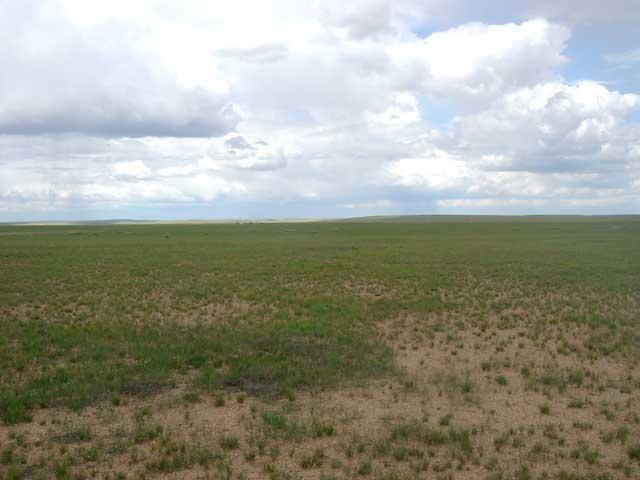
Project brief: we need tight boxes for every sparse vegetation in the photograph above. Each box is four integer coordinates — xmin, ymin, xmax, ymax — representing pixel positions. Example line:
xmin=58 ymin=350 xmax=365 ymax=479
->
xmin=1 ymin=218 xmax=639 ymax=478
xmin=300 ymin=448 xmax=324 ymax=469
xmin=219 ymin=434 xmax=240 ymax=450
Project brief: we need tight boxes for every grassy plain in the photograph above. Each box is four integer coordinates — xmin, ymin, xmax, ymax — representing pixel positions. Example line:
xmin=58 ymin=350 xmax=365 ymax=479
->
xmin=0 ymin=217 xmax=639 ymax=479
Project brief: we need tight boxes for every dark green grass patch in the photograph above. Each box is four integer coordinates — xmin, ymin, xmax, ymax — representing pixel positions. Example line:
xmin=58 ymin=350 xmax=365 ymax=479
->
xmin=0 ymin=315 xmax=390 ymax=424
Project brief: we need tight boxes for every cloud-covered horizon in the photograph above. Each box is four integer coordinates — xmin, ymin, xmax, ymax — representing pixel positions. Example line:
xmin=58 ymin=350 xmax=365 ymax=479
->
xmin=1 ymin=0 xmax=639 ymax=220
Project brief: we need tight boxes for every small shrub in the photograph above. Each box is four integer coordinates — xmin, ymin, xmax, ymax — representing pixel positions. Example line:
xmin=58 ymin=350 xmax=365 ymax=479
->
xmin=357 ymin=460 xmax=372 ymax=475
xmin=214 ymin=393 xmax=225 ymax=407
xmin=219 ymin=434 xmax=239 ymax=450
xmin=311 ymin=419 xmax=335 ymax=438
xmin=300 ymin=448 xmax=324 ymax=469
xmin=262 ymin=411 xmax=287 ymax=430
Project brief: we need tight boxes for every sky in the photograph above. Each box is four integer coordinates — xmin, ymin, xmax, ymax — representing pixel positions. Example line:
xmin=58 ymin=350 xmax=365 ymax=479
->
xmin=1 ymin=0 xmax=640 ymax=221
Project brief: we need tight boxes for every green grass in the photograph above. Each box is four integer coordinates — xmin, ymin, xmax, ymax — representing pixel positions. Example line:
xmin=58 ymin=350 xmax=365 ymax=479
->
xmin=1 ymin=219 xmax=639 ymax=424
xmin=0 ymin=316 xmax=389 ymax=423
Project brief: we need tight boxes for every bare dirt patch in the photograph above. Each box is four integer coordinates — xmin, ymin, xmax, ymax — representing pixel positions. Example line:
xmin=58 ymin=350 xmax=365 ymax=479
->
xmin=343 ymin=279 xmax=396 ymax=300
xmin=2 ymin=283 xmax=638 ymax=479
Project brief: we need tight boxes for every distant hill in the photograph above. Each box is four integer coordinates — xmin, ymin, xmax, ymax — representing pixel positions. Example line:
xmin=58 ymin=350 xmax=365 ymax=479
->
xmin=331 ymin=214 xmax=640 ymax=223
xmin=2 ymin=214 xmax=639 ymax=226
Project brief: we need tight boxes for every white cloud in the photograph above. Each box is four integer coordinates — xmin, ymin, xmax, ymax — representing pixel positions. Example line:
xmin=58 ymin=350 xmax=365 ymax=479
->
xmin=366 ymin=94 xmax=421 ymax=126
xmin=0 ymin=1 xmax=238 ymax=137
xmin=219 ymin=138 xmax=288 ymax=171
xmin=112 ymin=161 xmax=152 ymax=180
xmin=187 ymin=174 xmax=248 ymax=202
xmin=437 ymin=198 xmax=546 ymax=208
xmin=341 ymin=199 xmax=395 ymax=209
xmin=383 ymin=150 xmax=469 ymax=190
xmin=1 ymin=1 xmax=639 ymax=219
xmin=320 ymin=0 xmax=395 ymax=39
xmin=389 ymin=19 xmax=570 ymax=105
xmin=453 ymin=81 xmax=640 ymax=172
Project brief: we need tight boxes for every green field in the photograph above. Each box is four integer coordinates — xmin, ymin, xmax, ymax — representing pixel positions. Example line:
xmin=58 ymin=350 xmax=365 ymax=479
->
xmin=1 ymin=218 xmax=639 ymax=479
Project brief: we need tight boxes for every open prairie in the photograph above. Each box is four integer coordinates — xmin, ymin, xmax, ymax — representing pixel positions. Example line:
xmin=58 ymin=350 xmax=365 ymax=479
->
xmin=1 ymin=218 xmax=639 ymax=480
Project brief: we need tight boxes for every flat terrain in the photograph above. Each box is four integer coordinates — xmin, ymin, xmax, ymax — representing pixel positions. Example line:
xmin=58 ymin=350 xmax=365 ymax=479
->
xmin=0 ymin=218 xmax=639 ymax=480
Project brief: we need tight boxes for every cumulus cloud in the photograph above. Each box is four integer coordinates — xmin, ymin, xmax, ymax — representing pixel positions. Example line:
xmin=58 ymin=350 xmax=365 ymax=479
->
xmin=216 ymin=137 xmax=287 ymax=171
xmin=0 ymin=1 xmax=238 ymax=137
xmin=320 ymin=0 xmax=395 ymax=39
xmin=1 ymin=0 xmax=639 ymax=219
xmin=225 ymin=136 xmax=254 ymax=150
xmin=452 ymin=81 xmax=640 ymax=172
xmin=366 ymin=94 xmax=421 ymax=126
xmin=383 ymin=150 xmax=469 ymax=191
xmin=390 ymin=19 xmax=570 ymax=106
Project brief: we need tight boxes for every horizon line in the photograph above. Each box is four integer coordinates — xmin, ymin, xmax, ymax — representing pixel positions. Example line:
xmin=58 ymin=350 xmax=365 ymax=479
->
xmin=2 ymin=213 xmax=640 ymax=226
